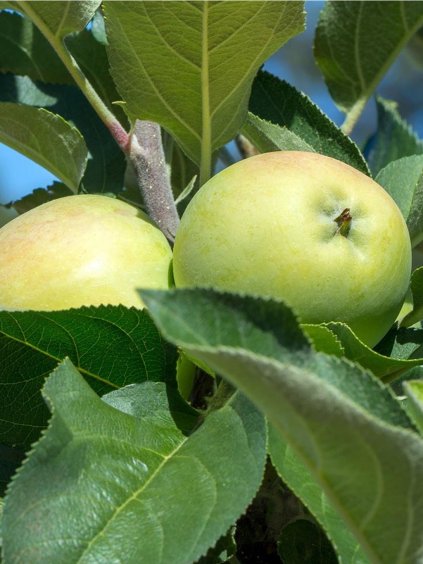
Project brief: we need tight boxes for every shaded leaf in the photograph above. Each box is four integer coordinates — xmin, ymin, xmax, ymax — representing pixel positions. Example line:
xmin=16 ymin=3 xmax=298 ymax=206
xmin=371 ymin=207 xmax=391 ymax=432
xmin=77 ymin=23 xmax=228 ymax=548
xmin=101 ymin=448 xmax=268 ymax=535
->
xmin=0 ymin=306 xmax=176 ymax=450
xmin=0 ymin=73 xmax=58 ymax=107
xmin=197 ymin=528 xmax=236 ymax=563
xmin=402 ymin=268 xmax=423 ymax=327
xmin=103 ymin=1 xmax=305 ymax=165
xmin=269 ymin=428 xmax=365 ymax=563
xmin=375 ymin=324 xmax=423 ymax=365
xmin=246 ymin=71 xmax=369 ymax=174
xmin=162 ymin=131 xmax=199 ymax=200
xmin=0 ymin=11 xmax=71 ymax=84
xmin=0 ymin=444 xmax=24 ymax=497
xmin=2 ymin=359 xmax=266 ymax=563
xmin=314 ymin=1 xmax=423 ymax=118
xmin=15 ymin=0 xmax=101 ymax=38
xmin=6 ymin=182 xmax=73 ymax=214
xmin=0 ymin=75 xmax=126 ymax=194
xmin=91 ymin=8 xmax=107 ymax=44
xmin=142 ymin=289 xmax=415 ymax=431
xmin=0 ymin=206 xmax=18 ymax=227
xmin=102 ymin=381 xmax=198 ymax=437
xmin=242 ymin=112 xmax=314 ymax=154
xmin=0 ymin=102 xmax=87 ymax=190
xmin=376 ymin=154 xmax=423 ymax=246
xmin=66 ymin=28 xmax=128 ymax=126
xmin=277 ymin=518 xmax=338 ymax=564
xmin=142 ymin=288 xmax=423 ymax=564
xmin=366 ymin=98 xmax=423 ymax=175
xmin=175 ymin=175 xmax=198 ymax=206
xmin=307 ymin=321 xmax=423 ymax=382
xmin=404 ymin=380 xmax=423 ymax=434
xmin=404 ymin=380 xmax=423 ymax=435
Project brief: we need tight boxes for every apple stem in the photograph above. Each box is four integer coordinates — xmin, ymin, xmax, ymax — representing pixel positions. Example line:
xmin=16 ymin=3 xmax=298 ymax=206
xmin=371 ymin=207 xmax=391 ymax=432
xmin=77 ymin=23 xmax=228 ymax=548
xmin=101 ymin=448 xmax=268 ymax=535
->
xmin=334 ymin=208 xmax=352 ymax=237
xmin=129 ymin=121 xmax=180 ymax=245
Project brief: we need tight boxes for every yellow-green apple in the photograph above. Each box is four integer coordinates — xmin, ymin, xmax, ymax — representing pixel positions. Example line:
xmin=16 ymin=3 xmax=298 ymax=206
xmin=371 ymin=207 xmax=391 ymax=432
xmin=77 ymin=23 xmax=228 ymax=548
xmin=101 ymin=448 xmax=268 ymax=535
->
xmin=0 ymin=194 xmax=172 ymax=311
xmin=173 ymin=151 xmax=412 ymax=347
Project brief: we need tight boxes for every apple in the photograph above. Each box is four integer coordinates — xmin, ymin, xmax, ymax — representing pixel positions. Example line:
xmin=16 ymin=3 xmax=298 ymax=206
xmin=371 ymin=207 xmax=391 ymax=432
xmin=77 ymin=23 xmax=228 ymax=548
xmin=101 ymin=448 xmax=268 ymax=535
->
xmin=0 ymin=194 xmax=172 ymax=311
xmin=173 ymin=151 xmax=412 ymax=347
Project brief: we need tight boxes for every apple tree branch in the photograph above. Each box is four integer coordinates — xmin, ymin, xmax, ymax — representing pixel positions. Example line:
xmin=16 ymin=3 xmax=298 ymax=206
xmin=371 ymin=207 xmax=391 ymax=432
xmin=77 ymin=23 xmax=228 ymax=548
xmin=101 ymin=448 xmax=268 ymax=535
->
xmin=129 ymin=120 xmax=180 ymax=245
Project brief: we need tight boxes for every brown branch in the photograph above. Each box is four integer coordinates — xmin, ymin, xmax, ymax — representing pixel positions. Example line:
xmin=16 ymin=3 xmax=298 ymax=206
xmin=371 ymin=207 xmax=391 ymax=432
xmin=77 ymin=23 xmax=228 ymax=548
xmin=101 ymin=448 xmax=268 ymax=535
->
xmin=129 ymin=120 xmax=180 ymax=245
xmin=235 ymin=134 xmax=260 ymax=159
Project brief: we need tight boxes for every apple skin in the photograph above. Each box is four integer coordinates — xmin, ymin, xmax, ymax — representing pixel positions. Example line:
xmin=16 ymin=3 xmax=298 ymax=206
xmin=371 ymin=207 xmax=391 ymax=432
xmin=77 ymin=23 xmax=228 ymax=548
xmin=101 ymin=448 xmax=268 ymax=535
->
xmin=173 ymin=151 xmax=412 ymax=347
xmin=0 ymin=195 xmax=172 ymax=311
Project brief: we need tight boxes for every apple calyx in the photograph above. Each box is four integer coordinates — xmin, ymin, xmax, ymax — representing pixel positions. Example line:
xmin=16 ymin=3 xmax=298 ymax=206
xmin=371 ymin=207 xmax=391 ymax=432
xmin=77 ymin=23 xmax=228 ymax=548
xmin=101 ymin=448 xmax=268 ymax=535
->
xmin=334 ymin=208 xmax=352 ymax=237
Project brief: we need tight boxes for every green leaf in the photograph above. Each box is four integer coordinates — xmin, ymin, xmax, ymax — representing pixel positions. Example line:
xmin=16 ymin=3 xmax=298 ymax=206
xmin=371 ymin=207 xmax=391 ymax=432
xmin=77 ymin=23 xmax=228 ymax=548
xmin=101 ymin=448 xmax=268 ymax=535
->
xmin=245 ymin=71 xmax=369 ymax=175
xmin=269 ymin=428 xmax=366 ymax=563
xmin=406 ymin=25 xmax=423 ymax=68
xmin=49 ymin=84 xmax=126 ymax=194
xmin=0 ymin=7 xmax=127 ymax=126
xmin=142 ymin=288 xmax=423 ymax=564
xmin=0 ymin=11 xmax=71 ymax=84
xmin=277 ymin=518 xmax=338 ymax=564
xmin=66 ymin=28 xmax=128 ymax=126
xmin=0 ymin=73 xmax=58 ymax=107
xmin=403 ymin=380 xmax=423 ymax=434
xmin=0 ymin=498 xmax=3 ymax=550
xmin=162 ymin=130 xmax=200 ymax=202
xmin=103 ymin=1 xmax=305 ymax=173
xmin=197 ymin=527 xmax=236 ymax=563
xmin=242 ymin=113 xmax=314 ymax=154
xmin=376 ymin=155 xmax=423 ymax=246
xmin=6 ymin=182 xmax=73 ymax=214
xmin=401 ymin=268 xmax=423 ymax=327
xmin=0 ymin=102 xmax=87 ymax=191
xmin=0 ymin=445 xmax=24 ymax=497
xmin=91 ymin=9 xmax=107 ymax=44
xmin=175 ymin=175 xmax=198 ymax=206
xmin=367 ymin=98 xmax=423 ymax=176
xmin=301 ymin=323 xmax=344 ymax=357
xmin=102 ymin=380 xmax=198 ymax=437
xmin=375 ymin=325 xmax=423 ymax=367
xmin=0 ymin=206 xmax=18 ymax=227
xmin=15 ymin=0 xmax=101 ymax=38
xmin=0 ymin=306 xmax=176 ymax=450
xmin=143 ymin=290 xmax=413 ymax=430
xmin=314 ymin=1 xmax=423 ymax=120
xmin=307 ymin=321 xmax=423 ymax=382
xmin=2 ymin=359 xmax=266 ymax=563
xmin=0 ymin=75 xmax=126 ymax=194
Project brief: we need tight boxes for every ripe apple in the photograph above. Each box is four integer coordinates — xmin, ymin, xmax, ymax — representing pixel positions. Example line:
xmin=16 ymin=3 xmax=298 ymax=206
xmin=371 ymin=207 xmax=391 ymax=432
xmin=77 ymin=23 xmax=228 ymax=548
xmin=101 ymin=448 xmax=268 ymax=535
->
xmin=0 ymin=194 xmax=172 ymax=311
xmin=173 ymin=151 xmax=412 ymax=347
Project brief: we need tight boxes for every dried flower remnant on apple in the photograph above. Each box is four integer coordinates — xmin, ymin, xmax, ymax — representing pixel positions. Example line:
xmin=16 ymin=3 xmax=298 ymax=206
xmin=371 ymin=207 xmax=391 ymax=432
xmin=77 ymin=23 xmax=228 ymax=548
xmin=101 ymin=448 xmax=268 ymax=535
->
xmin=334 ymin=208 xmax=352 ymax=237
xmin=173 ymin=151 xmax=412 ymax=347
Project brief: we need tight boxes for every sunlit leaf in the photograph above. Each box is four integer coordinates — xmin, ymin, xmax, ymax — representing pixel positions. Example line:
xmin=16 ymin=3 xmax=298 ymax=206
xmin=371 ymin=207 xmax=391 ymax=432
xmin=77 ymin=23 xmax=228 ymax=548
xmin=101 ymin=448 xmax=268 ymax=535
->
xmin=0 ymin=306 xmax=176 ymax=449
xmin=142 ymin=288 xmax=423 ymax=564
xmin=376 ymin=155 xmax=423 ymax=247
xmin=2 ymin=360 xmax=266 ymax=563
xmin=104 ymin=1 xmax=305 ymax=174
xmin=366 ymin=98 xmax=423 ymax=175
xmin=15 ymin=0 xmax=101 ymax=38
xmin=245 ymin=71 xmax=369 ymax=174
xmin=314 ymin=1 xmax=423 ymax=125
xmin=0 ymin=103 xmax=87 ymax=191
